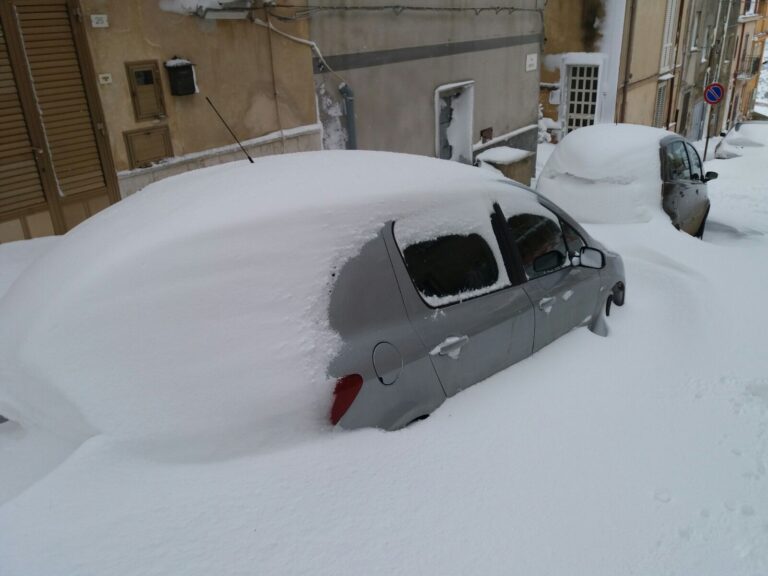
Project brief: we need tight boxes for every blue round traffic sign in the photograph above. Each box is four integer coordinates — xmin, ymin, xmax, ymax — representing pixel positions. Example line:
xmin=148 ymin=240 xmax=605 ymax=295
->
xmin=704 ymin=82 xmax=724 ymax=105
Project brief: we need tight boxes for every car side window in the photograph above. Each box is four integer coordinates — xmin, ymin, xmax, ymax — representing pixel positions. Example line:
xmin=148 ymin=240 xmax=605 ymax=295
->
xmin=684 ymin=142 xmax=703 ymax=180
xmin=507 ymin=211 xmax=569 ymax=280
xmin=561 ymin=219 xmax=586 ymax=256
xmin=393 ymin=199 xmax=510 ymax=307
xmin=401 ymin=234 xmax=499 ymax=302
xmin=666 ymin=141 xmax=692 ymax=181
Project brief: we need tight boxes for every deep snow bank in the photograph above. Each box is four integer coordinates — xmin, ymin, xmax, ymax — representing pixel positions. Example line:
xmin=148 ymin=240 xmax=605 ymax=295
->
xmin=0 ymin=152 xmax=509 ymax=456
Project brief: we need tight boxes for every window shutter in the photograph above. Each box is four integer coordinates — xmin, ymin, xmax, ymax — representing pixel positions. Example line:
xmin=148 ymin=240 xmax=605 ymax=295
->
xmin=660 ymin=0 xmax=678 ymax=72
xmin=0 ymin=19 xmax=47 ymax=217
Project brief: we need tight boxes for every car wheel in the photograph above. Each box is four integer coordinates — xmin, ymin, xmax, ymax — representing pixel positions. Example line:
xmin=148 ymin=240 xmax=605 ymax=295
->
xmin=612 ymin=282 xmax=626 ymax=307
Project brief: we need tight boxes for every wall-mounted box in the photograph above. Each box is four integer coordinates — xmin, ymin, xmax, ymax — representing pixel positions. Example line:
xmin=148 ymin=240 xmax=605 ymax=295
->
xmin=165 ymin=57 xmax=198 ymax=96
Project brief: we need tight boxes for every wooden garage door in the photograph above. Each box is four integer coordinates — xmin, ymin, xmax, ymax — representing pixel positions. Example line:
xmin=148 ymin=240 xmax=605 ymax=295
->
xmin=14 ymin=0 xmax=107 ymax=198
xmin=0 ymin=18 xmax=47 ymax=216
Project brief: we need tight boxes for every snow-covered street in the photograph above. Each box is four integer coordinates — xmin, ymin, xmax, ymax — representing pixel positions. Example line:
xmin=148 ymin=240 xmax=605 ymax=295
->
xmin=0 ymin=138 xmax=767 ymax=574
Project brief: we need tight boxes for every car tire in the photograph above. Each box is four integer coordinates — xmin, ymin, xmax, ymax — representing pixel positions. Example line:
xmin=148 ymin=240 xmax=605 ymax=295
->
xmin=612 ymin=282 xmax=626 ymax=307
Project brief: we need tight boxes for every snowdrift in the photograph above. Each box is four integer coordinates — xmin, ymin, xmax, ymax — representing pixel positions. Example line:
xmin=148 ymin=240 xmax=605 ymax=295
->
xmin=0 ymin=152 xmax=507 ymax=455
xmin=537 ymin=124 xmax=674 ymax=224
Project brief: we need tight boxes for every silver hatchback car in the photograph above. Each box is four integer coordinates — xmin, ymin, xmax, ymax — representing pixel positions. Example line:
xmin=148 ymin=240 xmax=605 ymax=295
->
xmin=330 ymin=171 xmax=625 ymax=430
xmin=0 ymin=152 xmax=624 ymax=440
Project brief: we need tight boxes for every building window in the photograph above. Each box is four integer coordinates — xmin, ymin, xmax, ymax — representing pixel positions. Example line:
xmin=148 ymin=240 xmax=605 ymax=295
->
xmin=690 ymin=11 xmax=701 ymax=51
xmin=565 ymin=65 xmax=599 ymax=133
xmin=653 ymin=81 xmax=669 ymax=128
xmin=660 ymin=0 xmax=679 ymax=72
xmin=434 ymin=81 xmax=475 ymax=164
xmin=701 ymin=24 xmax=713 ymax=63
xmin=126 ymin=61 xmax=167 ymax=121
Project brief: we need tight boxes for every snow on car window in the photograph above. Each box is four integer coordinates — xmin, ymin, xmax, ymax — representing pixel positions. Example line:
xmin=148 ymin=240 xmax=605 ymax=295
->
xmin=393 ymin=198 xmax=510 ymax=307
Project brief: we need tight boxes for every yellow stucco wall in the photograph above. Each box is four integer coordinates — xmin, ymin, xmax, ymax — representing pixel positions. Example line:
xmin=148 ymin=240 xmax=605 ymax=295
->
xmin=541 ymin=1 xmax=587 ymax=119
xmin=80 ymin=1 xmax=317 ymax=172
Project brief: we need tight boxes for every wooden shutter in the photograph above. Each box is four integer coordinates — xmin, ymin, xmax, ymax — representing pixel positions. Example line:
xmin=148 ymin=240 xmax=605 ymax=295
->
xmin=0 ymin=19 xmax=47 ymax=217
xmin=14 ymin=0 xmax=107 ymax=198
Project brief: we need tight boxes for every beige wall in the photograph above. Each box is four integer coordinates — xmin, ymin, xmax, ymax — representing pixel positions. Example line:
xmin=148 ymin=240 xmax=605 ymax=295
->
xmin=540 ymin=0 xmax=593 ymax=120
xmin=310 ymin=0 xmax=542 ymax=160
xmin=80 ymin=1 xmax=318 ymax=173
xmin=617 ymin=0 xmax=670 ymax=124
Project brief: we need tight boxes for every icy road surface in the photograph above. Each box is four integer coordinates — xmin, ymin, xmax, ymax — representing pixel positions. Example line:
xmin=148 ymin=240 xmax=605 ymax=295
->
xmin=1 ymin=149 xmax=768 ymax=575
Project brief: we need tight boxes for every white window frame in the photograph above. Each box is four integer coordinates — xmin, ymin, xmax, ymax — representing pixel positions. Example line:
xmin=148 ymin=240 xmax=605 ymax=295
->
xmin=434 ymin=81 xmax=475 ymax=164
xmin=690 ymin=10 xmax=701 ymax=51
xmin=660 ymin=0 xmax=679 ymax=73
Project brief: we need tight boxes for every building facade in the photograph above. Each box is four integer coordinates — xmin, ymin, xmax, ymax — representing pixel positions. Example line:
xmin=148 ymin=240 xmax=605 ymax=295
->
xmin=540 ymin=0 xmax=625 ymax=140
xmin=309 ymin=1 xmax=544 ymax=183
xmin=0 ymin=0 xmax=319 ymax=243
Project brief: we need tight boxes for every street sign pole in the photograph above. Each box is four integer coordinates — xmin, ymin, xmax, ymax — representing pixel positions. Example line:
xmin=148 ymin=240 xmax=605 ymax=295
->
xmin=702 ymin=82 xmax=725 ymax=162
xmin=703 ymin=111 xmax=712 ymax=163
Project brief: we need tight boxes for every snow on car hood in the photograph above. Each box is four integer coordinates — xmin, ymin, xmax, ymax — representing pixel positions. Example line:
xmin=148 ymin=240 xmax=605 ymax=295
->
xmin=537 ymin=124 xmax=674 ymax=225
xmin=0 ymin=151 xmax=511 ymax=457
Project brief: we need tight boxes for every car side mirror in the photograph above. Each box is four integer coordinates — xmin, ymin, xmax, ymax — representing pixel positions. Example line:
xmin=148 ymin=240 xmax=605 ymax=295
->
xmin=533 ymin=250 xmax=566 ymax=273
xmin=579 ymin=247 xmax=605 ymax=269
xmin=704 ymin=171 xmax=718 ymax=182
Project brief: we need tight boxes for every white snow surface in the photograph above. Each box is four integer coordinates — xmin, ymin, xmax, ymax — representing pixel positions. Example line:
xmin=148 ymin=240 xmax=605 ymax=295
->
xmin=537 ymin=123 xmax=675 ymax=224
xmin=0 ymin=236 xmax=58 ymax=299
xmin=475 ymin=146 xmax=532 ymax=165
xmin=0 ymin=151 xmax=510 ymax=455
xmin=3 ymin=145 xmax=768 ymax=574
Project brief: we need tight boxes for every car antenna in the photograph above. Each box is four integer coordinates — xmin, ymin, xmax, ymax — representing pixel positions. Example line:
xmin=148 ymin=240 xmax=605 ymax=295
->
xmin=205 ymin=96 xmax=254 ymax=164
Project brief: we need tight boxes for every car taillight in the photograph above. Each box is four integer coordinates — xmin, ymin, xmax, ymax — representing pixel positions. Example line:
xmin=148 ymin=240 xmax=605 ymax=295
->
xmin=330 ymin=374 xmax=363 ymax=425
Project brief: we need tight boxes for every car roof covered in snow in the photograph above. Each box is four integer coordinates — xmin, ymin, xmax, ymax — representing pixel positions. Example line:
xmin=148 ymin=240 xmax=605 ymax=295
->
xmin=0 ymin=151 xmax=529 ymax=453
xmin=537 ymin=123 xmax=676 ymax=225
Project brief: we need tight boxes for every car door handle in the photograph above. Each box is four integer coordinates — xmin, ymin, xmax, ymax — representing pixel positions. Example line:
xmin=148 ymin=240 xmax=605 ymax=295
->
xmin=538 ymin=297 xmax=555 ymax=310
xmin=430 ymin=335 xmax=469 ymax=360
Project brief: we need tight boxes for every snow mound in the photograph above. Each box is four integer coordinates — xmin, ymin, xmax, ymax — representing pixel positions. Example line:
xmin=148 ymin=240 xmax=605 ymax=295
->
xmin=0 ymin=236 xmax=58 ymax=300
xmin=537 ymin=124 xmax=674 ymax=224
xmin=0 ymin=152 xmax=507 ymax=457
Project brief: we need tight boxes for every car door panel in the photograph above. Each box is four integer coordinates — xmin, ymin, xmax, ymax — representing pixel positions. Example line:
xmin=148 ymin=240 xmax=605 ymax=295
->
xmin=384 ymin=214 xmax=534 ymax=399
xmin=522 ymin=266 xmax=601 ymax=351
xmin=496 ymin=198 xmax=602 ymax=352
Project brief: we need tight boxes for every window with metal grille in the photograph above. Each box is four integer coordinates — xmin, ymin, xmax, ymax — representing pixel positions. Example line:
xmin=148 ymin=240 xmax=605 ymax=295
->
xmin=653 ymin=82 xmax=669 ymax=128
xmin=565 ymin=65 xmax=599 ymax=133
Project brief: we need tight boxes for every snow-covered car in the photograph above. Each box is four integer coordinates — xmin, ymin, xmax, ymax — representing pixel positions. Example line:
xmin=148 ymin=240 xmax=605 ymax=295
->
xmin=0 ymin=152 xmax=624 ymax=441
xmin=537 ymin=124 xmax=716 ymax=237
xmin=715 ymin=121 xmax=768 ymax=159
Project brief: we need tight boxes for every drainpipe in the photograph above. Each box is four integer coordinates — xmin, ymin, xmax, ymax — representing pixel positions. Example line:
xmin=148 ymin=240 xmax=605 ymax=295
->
xmin=338 ymin=83 xmax=357 ymax=150
xmin=620 ymin=0 xmax=638 ymax=122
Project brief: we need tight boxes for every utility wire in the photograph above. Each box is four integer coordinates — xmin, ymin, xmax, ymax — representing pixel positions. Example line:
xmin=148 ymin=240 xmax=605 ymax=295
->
xmin=270 ymin=3 xmax=543 ymax=20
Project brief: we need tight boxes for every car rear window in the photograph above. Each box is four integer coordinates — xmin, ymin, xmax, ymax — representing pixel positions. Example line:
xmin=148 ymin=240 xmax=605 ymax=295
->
xmin=401 ymin=233 xmax=499 ymax=301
